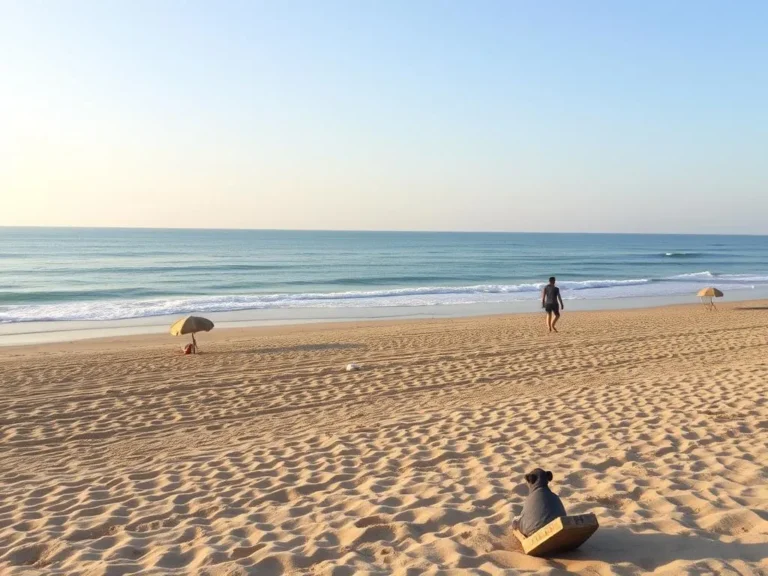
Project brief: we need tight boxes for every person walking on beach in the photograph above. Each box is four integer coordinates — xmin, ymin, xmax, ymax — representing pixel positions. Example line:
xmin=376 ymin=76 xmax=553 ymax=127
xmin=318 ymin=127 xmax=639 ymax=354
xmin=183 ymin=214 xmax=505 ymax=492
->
xmin=542 ymin=277 xmax=564 ymax=333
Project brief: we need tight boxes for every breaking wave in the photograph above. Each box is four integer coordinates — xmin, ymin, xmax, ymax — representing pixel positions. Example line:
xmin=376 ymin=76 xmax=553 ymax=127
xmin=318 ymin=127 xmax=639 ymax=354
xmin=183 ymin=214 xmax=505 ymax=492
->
xmin=2 ymin=273 xmax=766 ymax=323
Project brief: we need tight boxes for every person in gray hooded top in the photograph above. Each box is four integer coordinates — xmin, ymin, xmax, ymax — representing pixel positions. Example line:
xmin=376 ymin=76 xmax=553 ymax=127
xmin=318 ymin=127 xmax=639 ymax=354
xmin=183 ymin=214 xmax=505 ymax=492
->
xmin=514 ymin=468 xmax=567 ymax=537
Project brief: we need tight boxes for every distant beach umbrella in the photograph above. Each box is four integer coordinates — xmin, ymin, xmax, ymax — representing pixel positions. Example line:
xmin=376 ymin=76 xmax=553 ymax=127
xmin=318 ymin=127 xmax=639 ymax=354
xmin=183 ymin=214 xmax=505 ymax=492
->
xmin=170 ymin=315 xmax=214 ymax=335
xmin=697 ymin=287 xmax=723 ymax=311
xmin=170 ymin=316 xmax=214 ymax=352
xmin=697 ymin=287 xmax=723 ymax=298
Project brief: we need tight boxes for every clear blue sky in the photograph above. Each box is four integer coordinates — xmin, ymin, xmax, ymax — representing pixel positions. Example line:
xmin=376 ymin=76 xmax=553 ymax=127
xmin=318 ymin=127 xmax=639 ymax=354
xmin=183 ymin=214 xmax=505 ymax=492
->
xmin=1 ymin=1 xmax=766 ymax=233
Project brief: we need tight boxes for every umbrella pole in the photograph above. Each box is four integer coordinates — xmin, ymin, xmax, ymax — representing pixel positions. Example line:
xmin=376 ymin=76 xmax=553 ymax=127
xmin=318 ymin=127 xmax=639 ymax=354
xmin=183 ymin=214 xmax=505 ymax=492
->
xmin=192 ymin=333 xmax=197 ymax=354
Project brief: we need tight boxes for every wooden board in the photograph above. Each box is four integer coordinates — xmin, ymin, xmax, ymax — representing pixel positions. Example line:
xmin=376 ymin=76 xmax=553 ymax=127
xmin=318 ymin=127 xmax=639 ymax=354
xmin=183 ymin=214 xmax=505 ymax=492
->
xmin=513 ymin=514 xmax=598 ymax=557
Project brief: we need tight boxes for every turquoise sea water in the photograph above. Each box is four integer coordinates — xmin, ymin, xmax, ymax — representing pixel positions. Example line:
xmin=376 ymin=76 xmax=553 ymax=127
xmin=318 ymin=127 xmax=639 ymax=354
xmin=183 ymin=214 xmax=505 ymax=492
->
xmin=1 ymin=228 xmax=767 ymax=324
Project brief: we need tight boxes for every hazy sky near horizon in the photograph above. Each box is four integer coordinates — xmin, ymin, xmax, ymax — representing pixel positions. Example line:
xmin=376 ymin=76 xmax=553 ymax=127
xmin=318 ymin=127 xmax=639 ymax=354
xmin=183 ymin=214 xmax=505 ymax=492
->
xmin=1 ymin=1 xmax=767 ymax=234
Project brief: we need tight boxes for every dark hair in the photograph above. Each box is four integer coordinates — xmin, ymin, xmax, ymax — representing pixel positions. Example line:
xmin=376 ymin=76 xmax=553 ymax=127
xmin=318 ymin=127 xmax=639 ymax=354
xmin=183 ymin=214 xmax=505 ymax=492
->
xmin=549 ymin=277 xmax=556 ymax=283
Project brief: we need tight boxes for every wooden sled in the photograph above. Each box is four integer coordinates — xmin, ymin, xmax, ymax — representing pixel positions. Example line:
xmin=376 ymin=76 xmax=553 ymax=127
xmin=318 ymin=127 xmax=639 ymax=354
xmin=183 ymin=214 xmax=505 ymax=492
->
xmin=513 ymin=514 xmax=599 ymax=557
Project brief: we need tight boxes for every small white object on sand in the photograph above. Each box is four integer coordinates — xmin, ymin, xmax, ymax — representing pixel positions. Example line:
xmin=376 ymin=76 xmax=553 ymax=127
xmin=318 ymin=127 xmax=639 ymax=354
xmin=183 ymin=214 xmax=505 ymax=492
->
xmin=346 ymin=363 xmax=361 ymax=371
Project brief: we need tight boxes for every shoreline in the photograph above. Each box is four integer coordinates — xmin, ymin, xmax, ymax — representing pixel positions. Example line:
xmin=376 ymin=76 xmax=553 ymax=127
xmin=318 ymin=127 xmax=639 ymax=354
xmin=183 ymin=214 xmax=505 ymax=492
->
xmin=2 ymin=297 xmax=767 ymax=354
xmin=2 ymin=289 xmax=768 ymax=347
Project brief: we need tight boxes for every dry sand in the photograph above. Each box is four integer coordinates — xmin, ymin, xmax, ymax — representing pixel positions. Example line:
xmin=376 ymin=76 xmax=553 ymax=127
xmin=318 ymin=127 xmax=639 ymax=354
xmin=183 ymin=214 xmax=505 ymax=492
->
xmin=1 ymin=301 xmax=767 ymax=575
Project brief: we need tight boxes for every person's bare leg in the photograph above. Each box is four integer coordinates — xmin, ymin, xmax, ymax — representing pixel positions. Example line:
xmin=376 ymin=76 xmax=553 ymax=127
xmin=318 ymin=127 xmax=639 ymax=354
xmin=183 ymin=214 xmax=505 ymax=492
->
xmin=546 ymin=312 xmax=552 ymax=332
xmin=551 ymin=313 xmax=560 ymax=332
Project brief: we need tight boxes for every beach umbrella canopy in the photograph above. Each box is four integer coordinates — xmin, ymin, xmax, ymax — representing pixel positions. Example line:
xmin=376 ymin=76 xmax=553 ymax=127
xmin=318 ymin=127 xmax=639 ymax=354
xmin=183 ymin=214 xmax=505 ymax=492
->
xmin=170 ymin=315 xmax=214 ymax=336
xmin=697 ymin=287 xmax=724 ymax=298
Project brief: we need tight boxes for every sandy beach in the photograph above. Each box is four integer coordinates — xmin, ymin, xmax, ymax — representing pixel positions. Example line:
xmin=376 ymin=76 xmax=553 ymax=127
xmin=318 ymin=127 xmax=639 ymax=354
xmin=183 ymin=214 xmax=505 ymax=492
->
xmin=1 ymin=301 xmax=767 ymax=575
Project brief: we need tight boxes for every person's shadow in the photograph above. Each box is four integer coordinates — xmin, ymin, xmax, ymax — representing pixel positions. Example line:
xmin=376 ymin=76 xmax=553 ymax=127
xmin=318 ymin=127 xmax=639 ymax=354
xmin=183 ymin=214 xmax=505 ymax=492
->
xmin=548 ymin=527 xmax=768 ymax=571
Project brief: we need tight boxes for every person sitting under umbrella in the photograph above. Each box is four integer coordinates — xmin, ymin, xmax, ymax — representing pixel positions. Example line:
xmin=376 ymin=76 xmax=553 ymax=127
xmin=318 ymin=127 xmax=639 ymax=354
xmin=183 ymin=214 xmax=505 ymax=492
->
xmin=170 ymin=315 xmax=214 ymax=354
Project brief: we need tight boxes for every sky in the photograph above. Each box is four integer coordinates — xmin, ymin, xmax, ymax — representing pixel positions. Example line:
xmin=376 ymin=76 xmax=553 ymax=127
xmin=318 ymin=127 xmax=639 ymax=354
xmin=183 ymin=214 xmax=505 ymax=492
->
xmin=1 ymin=1 xmax=767 ymax=234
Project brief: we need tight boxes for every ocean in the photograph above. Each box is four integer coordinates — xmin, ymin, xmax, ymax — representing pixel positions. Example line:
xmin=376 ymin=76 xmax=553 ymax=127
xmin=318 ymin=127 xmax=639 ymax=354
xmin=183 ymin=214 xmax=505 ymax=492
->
xmin=1 ymin=228 xmax=767 ymax=337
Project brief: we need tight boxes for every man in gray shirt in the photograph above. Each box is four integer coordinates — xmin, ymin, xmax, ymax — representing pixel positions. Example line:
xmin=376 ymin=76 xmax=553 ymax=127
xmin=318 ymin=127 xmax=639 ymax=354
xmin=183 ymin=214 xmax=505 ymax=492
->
xmin=541 ymin=276 xmax=564 ymax=333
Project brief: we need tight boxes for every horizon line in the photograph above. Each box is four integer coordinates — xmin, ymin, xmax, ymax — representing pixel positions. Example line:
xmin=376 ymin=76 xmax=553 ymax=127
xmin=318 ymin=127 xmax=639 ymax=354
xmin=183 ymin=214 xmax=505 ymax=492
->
xmin=0 ymin=225 xmax=766 ymax=237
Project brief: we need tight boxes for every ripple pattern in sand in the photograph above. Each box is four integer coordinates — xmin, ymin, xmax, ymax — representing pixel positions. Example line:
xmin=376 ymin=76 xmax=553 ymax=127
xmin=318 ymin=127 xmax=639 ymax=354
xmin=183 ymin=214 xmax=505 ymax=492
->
xmin=1 ymin=305 xmax=768 ymax=574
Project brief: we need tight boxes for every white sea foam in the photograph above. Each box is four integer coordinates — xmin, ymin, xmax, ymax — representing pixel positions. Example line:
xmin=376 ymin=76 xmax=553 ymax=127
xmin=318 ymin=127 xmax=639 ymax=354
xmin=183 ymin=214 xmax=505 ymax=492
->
xmin=670 ymin=271 xmax=768 ymax=283
xmin=1 ymin=273 xmax=766 ymax=323
xmin=670 ymin=271 xmax=715 ymax=279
